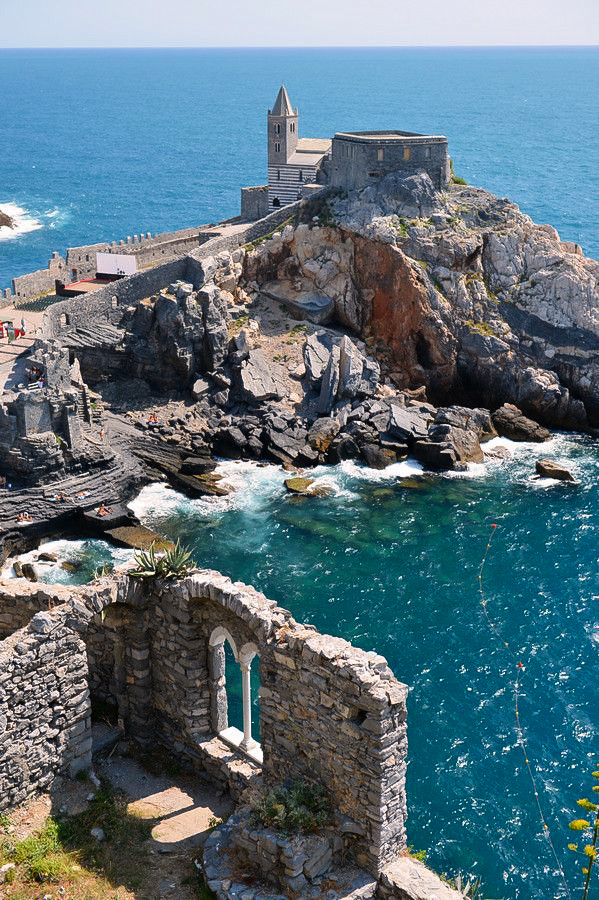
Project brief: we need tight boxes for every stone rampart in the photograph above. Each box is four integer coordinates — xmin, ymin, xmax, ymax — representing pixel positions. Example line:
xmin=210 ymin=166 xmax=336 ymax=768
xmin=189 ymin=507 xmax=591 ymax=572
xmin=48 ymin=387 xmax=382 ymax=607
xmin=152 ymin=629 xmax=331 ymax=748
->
xmin=2 ymin=225 xmax=223 ymax=304
xmin=330 ymin=131 xmax=450 ymax=192
xmin=42 ymin=200 xmax=307 ymax=339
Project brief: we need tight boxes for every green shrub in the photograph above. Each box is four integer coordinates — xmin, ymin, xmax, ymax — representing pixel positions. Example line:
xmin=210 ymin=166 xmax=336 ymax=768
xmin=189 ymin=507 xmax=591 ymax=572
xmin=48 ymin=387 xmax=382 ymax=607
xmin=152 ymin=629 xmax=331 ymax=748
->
xmin=252 ymin=780 xmax=331 ymax=835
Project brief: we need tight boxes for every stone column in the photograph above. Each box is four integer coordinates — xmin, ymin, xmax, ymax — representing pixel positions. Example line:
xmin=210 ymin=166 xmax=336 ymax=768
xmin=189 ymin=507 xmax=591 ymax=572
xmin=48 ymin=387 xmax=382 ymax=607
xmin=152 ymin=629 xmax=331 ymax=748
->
xmin=239 ymin=659 xmax=257 ymax=753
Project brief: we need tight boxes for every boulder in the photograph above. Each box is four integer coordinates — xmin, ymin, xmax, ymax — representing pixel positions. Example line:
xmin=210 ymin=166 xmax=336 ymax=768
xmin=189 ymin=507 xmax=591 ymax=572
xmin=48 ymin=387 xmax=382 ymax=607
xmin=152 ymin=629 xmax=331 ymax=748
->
xmin=413 ymin=440 xmax=458 ymax=470
xmin=307 ymin=418 xmax=341 ymax=454
xmin=387 ymin=403 xmax=432 ymax=443
xmin=304 ymin=332 xmax=334 ymax=389
xmin=261 ymin=282 xmax=335 ymax=324
xmin=361 ymin=443 xmax=397 ymax=469
xmin=535 ymin=459 xmax=576 ymax=482
xmin=284 ymin=477 xmax=314 ymax=494
xmin=238 ymin=350 xmax=287 ymax=404
xmin=20 ymin=562 xmax=38 ymax=582
xmin=492 ymin=404 xmax=551 ymax=442
xmin=199 ymin=283 xmax=229 ymax=370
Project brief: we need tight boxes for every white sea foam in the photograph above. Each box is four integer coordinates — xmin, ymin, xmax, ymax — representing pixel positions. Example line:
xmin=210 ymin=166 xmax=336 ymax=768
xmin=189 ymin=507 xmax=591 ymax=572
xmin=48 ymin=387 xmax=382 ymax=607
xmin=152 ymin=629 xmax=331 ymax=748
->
xmin=337 ymin=458 xmax=424 ymax=482
xmin=1 ymin=538 xmax=134 ymax=583
xmin=0 ymin=202 xmax=44 ymax=241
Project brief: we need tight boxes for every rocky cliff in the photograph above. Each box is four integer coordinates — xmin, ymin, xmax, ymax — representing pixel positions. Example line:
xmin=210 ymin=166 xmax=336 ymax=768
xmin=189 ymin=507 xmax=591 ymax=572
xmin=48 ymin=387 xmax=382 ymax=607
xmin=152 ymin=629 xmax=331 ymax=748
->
xmin=243 ymin=175 xmax=598 ymax=431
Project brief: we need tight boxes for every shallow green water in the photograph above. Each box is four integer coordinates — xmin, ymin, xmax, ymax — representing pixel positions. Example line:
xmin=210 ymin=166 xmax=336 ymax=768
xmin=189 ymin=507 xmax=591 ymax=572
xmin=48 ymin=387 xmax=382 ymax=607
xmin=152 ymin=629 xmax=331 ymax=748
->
xmin=13 ymin=435 xmax=598 ymax=898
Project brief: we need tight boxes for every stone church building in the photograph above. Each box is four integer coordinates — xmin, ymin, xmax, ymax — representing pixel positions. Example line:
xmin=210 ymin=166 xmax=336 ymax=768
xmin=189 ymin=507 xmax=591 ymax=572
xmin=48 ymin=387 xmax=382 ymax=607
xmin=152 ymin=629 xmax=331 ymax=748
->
xmin=241 ymin=84 xmax=450 ymax=221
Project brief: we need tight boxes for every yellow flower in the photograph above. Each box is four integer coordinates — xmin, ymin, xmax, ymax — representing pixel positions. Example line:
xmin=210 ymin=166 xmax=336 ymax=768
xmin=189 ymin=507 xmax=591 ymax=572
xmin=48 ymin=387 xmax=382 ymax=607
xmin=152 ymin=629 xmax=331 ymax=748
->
xmin=567 ymin=843 xmax=578 ymax=852
xmin=569 ymin=820 xmax=591 ymax=831
xmin=584 ymin=846 xmax=597 ymax=859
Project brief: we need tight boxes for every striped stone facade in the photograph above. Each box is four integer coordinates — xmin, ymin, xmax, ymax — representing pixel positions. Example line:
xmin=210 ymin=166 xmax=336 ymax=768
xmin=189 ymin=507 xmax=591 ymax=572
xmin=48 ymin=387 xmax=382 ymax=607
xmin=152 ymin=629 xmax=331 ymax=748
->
xmin=267 ymin=163 xmax=319 ymax=209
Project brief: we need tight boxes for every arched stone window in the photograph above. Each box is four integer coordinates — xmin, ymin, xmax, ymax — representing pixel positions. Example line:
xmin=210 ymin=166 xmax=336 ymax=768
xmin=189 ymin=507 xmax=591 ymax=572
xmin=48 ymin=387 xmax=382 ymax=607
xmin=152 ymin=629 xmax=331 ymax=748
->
xmin=59 ymin=313 xmax=70 ymax=327
xmin=208 ymin=627 xmax=262 ymax=764
xmin=111 ymin=296 xmax=118 ymax=309
xmin=272 ymin=197 xmax=281 ymax=208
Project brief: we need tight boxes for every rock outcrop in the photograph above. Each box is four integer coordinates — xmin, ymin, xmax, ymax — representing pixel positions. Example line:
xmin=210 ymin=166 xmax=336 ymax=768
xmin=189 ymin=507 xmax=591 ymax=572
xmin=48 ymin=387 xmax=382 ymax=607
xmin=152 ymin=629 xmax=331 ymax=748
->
xmin=242 ymin=174 xmax=599 ymax=432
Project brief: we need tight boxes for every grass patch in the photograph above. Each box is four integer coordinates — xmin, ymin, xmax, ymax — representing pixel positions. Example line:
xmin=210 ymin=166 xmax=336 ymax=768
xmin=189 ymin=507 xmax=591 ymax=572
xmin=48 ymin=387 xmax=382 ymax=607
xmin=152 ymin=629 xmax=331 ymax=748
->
xmin=0 ymin=783 xmax=152 ymax=896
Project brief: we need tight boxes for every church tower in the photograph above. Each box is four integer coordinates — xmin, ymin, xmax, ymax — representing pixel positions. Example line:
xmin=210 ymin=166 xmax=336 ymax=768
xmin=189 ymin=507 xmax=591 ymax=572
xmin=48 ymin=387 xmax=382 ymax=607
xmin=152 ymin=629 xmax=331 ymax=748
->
xmin=268 ymin=85 xmax=298 ymax=167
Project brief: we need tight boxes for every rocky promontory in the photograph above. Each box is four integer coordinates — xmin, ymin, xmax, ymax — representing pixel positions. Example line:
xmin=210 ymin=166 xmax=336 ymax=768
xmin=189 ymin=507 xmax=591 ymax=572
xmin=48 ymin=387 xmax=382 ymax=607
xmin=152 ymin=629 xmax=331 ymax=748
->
xmin=2 ymin=171 xmax=597 ymax=543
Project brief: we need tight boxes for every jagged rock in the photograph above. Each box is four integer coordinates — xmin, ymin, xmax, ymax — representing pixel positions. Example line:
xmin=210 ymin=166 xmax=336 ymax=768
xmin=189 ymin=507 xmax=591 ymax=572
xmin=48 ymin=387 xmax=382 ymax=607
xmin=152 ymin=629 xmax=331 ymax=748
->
xmin=361 ymin=444 xmax=397 ymax=469
xmin=387 ymin=403 xmax=432 ymax=443
xmin=212 ymin=426 xmax=248 ymax=458
xmin=307 ymin=418 xmax=341 ymax=453
xmin=238 ymin=350 xmax=287 ymax=404
xmin=319 ymin=346 xmax=341 ymax=414
xmin=304 ymin=332 xmax=334 ymax=389
xmin=192 ymin=376 xmax=212 ymax=400
xmin=535 ymin=459 xmax=576 ymax=482
xmin=180 ymin=456 xmax=218 ymax=475
xmin=328 ymin=432 xmax=360 ymax=462
xmin=492 ymin=404 xmax=551 ymax=442
xmin=199 ymin=283 xmax=229 ymax=370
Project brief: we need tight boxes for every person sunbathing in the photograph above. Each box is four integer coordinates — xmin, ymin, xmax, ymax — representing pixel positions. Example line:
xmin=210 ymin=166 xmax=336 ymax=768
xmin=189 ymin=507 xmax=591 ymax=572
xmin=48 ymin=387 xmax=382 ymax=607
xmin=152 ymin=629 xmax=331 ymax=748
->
xmin=96 ymin=504 xmax=112 ymax=517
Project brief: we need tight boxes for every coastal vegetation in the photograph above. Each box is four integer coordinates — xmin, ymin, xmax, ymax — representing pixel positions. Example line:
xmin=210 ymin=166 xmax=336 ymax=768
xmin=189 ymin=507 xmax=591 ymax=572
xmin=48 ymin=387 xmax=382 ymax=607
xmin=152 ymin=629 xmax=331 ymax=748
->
xmin=568 ymin=768 xmax=599 ymax=899
xmin=129 ymin=539 xmax=193 ymax=580
xmin=251 ymin=781 xmax=331 ymax=834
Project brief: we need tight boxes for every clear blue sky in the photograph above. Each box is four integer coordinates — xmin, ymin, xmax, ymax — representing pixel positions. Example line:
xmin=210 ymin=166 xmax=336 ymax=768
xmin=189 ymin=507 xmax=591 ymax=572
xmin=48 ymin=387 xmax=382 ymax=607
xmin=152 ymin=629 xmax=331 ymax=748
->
xmin=1 ymin=0 xmax=598 ymax=47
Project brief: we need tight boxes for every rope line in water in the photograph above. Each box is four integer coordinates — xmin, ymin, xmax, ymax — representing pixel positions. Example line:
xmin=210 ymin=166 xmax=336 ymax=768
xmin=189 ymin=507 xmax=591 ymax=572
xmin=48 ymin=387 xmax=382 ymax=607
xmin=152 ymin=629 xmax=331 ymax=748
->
xmin=477 ymin=524 xmax=572 ymax=900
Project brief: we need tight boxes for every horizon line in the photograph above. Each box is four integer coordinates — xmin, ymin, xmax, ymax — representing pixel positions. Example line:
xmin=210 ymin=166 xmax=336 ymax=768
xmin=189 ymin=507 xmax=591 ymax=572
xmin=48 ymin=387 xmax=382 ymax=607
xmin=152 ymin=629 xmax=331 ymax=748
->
xmin=1 ymin=43 xmax=599 ymax=50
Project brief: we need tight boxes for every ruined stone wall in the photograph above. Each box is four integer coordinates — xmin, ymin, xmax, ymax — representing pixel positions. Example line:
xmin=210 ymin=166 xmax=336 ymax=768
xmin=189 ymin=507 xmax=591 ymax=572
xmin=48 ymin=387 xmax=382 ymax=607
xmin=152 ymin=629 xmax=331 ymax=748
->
xmin=0 ymin=605 xmax=92 ymax=810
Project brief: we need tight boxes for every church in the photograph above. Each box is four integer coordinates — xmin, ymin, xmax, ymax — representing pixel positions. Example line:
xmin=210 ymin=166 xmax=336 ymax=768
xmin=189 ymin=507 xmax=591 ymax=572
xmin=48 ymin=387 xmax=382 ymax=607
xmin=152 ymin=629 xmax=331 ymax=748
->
xmin=240 ymin=85 xmax=450 ymax=221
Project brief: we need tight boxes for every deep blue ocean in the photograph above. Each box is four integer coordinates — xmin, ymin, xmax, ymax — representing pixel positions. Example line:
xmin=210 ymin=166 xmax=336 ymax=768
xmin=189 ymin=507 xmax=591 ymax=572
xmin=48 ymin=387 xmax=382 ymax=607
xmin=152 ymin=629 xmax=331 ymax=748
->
xmin=1 ymin=47 xmax=599 ymax=290
xmin=1 ymin=47 xmax=598 ymax=899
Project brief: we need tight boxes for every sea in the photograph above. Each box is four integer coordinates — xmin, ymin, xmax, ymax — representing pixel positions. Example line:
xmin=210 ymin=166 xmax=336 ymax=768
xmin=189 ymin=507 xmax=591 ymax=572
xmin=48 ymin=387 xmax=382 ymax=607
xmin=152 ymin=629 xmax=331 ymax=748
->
xmin=1 ymin=47 xmax=598 ymax=899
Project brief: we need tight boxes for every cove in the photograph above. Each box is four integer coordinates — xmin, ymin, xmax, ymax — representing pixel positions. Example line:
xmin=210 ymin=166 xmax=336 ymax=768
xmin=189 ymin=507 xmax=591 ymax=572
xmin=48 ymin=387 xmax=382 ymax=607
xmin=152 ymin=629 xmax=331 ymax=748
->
xmin=14 ymin=434 xmax=598 ymax=898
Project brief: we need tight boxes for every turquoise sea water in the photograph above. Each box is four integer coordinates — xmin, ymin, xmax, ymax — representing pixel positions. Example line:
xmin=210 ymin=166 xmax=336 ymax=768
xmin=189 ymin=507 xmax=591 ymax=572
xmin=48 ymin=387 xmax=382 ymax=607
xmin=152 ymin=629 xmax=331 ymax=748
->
xmin=1 ymin=46 xmax=599 ymax=289
xmin=14 ymin=437 xmax=598 ymax=898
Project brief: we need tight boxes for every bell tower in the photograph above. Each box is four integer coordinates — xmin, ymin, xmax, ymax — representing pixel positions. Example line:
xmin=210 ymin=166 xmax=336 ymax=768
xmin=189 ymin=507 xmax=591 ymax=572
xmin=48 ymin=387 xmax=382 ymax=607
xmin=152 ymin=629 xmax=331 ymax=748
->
xmin=268 ymin=85 xmax=298 ymax=167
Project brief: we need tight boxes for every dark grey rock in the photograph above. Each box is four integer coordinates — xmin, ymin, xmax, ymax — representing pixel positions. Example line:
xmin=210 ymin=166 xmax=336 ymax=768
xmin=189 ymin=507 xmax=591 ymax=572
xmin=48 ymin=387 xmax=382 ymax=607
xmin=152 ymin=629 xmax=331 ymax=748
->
xmin=492 ymin=403 xmax=551 ymax=442
xmin=238 ymin=350 xmax=287 ymax=404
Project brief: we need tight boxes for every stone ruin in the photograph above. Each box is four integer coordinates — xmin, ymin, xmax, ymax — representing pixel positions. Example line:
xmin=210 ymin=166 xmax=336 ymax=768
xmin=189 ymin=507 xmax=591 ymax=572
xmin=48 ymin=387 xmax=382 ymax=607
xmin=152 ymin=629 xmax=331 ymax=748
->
xmin=0 ymin=339 xmax=112 ymax=484
xmin=0 ymin=571 xmax=461 ymax=899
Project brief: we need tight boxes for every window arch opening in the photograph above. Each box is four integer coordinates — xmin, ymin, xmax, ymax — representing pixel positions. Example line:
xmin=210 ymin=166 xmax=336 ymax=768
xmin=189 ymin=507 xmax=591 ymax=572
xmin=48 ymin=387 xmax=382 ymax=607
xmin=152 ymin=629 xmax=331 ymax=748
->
xmin=208 ymin=628 xmax=262 ymax=764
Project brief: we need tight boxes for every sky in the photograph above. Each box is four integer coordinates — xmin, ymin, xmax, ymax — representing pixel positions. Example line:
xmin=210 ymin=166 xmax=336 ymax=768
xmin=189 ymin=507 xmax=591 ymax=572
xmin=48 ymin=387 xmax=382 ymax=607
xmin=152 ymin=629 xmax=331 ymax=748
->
xmin=1 ymin=0 xmax=598 ymax=47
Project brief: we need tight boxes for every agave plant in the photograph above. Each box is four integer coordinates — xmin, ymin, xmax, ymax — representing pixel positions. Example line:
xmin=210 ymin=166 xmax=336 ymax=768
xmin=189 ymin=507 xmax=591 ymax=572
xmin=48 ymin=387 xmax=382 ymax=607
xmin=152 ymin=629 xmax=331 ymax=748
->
xmin=159 ymin=540 xmax=193 ymax=578
xmin=129 ymin=540 xmax=193 ymax=580
xmin=452 ymin=874 xmax=483 ymax=898
xmin=129 ymin=543 xmax=161 ymax=579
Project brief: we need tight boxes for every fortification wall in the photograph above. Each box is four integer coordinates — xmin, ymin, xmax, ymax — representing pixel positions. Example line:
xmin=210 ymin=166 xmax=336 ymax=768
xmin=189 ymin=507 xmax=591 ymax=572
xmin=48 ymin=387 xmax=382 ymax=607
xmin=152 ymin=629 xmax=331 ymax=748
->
xmin=7 ymin=253 xmax=67 ymax=306
xmin=2 ymin=225 xmax=223 ymax=306
xmin=240 ymin=185 xmax=269 ymax=222
xmin=43 ymin=200 xmax=307 ymax=339
xmin=330 ymin=132 xmax=450 ymax=191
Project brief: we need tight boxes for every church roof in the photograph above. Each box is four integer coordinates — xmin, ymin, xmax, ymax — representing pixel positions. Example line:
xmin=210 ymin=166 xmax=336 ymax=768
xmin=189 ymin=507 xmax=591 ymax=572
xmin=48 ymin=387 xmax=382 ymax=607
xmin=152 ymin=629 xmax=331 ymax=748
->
xmin=271 ymin=84 xmax=295 ymax=117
